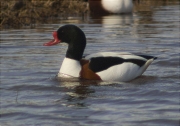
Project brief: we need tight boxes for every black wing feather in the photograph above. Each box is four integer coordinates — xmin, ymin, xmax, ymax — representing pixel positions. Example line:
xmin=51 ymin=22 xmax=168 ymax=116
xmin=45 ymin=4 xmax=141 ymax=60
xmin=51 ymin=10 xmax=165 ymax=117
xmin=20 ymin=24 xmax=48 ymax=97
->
xmin=89 ymin=57 xmax=146 ymax=73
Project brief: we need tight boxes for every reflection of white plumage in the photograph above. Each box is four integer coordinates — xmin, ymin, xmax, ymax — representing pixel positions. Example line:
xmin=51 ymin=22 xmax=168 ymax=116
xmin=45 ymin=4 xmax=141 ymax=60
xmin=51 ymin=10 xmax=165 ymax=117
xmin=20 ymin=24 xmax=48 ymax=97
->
xmin=44 ymin=25 xmax=157 ymax=82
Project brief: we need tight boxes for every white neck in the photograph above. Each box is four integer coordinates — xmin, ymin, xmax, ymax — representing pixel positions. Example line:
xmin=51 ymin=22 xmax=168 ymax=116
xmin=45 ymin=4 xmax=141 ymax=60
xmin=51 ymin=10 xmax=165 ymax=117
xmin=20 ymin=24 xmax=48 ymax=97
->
xmin=59 ymin=58 xmax=81 ymax=78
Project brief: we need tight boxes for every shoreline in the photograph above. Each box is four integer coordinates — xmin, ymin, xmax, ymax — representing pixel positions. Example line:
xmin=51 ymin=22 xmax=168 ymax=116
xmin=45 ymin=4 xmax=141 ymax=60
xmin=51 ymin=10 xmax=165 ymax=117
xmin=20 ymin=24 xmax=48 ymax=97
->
xmin=0 ymin=0 xmax=179 ymax=29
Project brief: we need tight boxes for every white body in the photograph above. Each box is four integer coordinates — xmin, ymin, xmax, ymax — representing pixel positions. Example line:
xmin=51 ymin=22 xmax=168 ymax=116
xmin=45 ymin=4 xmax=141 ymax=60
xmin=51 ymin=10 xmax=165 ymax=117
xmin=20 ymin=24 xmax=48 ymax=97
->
xmin=58 ymin=52 xmax=155 ymax=82
xmin=102 ymin=0 xmax=133 ymax=13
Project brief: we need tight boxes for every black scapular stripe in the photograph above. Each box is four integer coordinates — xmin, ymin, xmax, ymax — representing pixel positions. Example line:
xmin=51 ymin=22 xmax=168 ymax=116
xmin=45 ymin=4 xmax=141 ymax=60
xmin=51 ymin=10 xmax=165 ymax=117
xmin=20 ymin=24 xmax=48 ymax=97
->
xmin=89 ymin=57 xmax=146 ymax=73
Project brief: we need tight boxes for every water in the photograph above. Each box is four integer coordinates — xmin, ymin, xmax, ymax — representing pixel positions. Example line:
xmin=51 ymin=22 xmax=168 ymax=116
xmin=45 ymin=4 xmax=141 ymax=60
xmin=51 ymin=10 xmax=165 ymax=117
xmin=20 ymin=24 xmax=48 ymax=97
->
xmin=0 ymin=1 xmax=180 ymax=126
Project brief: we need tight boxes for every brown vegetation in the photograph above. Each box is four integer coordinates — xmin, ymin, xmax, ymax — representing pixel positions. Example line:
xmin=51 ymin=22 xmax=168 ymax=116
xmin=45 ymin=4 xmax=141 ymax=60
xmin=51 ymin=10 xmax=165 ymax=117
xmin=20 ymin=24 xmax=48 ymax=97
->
xmin=0 ymin=0 xmax=88 ymax=28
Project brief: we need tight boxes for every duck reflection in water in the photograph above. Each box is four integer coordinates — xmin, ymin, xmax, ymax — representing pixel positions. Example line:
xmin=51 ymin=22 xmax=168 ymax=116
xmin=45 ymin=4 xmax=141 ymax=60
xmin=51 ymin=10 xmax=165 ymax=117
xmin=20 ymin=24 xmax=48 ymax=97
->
xmin=56 ymin=78 xmax=99 ymax=107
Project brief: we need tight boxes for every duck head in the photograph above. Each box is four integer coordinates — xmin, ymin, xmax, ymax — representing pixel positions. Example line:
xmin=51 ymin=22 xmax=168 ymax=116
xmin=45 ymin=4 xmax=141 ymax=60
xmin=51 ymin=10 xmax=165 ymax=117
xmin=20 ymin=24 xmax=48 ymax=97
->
xmin=44 ymin=25 xmax=86 ymax=60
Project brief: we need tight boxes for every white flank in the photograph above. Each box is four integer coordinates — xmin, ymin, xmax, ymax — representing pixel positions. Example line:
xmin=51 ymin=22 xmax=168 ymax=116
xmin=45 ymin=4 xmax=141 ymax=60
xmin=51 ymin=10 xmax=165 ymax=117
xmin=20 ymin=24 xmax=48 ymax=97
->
xmin=97 ymin=59 xmax=154 ymax=82
xmin=102 ymin=0 xmax=133 ymax=13
xmin=96 ymin=63 xmax=139 ymax=81
xmin=58 ymin=58 xmax=81 ymax=78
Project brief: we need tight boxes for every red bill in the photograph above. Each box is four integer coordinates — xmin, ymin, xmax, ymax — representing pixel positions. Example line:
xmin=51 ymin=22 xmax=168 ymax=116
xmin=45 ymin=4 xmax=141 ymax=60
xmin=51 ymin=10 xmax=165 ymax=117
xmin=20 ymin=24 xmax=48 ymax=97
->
xmin=43 ymin=32 xmax=61 ymax=46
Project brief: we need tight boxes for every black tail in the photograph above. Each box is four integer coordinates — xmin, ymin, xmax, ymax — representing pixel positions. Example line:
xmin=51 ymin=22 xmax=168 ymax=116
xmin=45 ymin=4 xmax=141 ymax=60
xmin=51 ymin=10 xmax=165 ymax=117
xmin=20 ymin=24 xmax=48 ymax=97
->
xmin=137 ymin=55 xmax=157 ymax=60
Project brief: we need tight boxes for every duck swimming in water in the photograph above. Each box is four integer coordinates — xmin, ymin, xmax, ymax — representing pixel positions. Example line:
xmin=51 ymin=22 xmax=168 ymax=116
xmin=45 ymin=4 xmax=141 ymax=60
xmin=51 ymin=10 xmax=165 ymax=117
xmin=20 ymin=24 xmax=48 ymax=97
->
xmin=88 ymin=0 xmax=133 ymax=14
xmin=43 ymin=25 xmax=157 ymax=82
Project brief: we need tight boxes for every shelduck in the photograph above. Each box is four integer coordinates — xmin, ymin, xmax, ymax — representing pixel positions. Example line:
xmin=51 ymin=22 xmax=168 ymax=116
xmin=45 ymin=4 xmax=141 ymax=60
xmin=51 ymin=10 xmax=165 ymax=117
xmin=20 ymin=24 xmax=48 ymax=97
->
xmin=88 ymin=0 xmax=133 ymax=14
xmin=43 ymin=25 xmax=157 ymax=82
